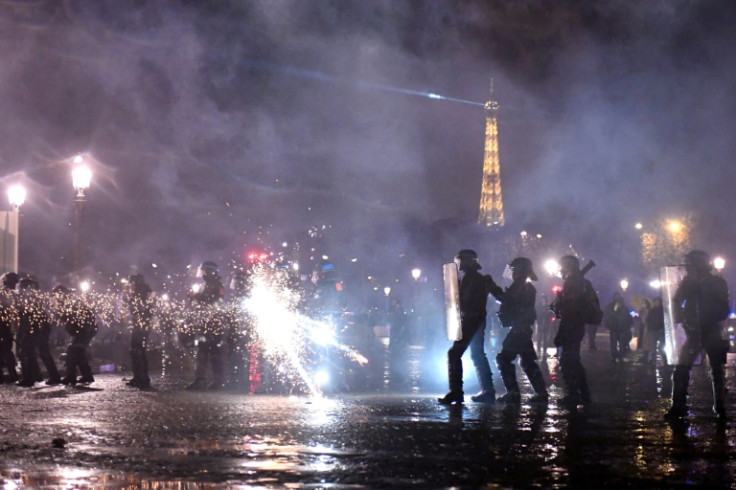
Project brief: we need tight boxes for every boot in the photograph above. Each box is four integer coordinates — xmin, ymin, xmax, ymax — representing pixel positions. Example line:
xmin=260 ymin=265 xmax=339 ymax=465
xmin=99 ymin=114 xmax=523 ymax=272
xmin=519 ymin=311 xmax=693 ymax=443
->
xmin=529 ymin=391 xmax=549 ymax=404
xmin=525 ymin=363 xmax=548 ymax=397
xmin=578 ymin=369 xmax=591 ymax=405
xmin=438 ymin=391 xmax=464 ymax=405
xmin=665 ymin=366 xmax=690 ymax=421
xmin=496 ymin=391 xmax=520 ymax=403
xmin=498 ymin=363 xmax=519 ymax=403
xmin=471 ymin=390 xmax=497 ymax=403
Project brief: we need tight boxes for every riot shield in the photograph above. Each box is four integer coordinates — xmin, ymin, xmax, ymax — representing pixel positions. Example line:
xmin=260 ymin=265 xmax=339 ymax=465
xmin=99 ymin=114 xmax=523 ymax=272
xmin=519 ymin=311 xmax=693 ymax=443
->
xmin=660 ymin=265 xmax=702 ymax=365
xmin=443 ymin=263 xmax=462 ymax=341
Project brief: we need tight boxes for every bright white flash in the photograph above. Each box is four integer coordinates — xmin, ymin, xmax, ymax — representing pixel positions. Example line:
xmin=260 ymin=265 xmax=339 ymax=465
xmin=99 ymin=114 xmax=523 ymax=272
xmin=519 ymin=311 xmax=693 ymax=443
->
xmin=314 ymin=369 xmax=330 ymax=387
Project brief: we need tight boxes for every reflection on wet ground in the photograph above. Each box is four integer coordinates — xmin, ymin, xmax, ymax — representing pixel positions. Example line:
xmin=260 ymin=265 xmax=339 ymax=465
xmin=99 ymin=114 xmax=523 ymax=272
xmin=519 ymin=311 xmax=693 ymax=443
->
xmin=1 ymin=348 xmax=735 ymax=488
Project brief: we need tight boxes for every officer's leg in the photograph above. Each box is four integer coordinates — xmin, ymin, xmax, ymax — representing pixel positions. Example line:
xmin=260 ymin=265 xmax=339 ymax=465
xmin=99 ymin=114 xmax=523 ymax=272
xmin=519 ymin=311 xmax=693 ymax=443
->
xmin=187 ymin=340 xmax=209 ymax=390
xmin=208 ymin=337 xmax=224 ymax=389
xmin=609 ymin=330 xmax=619 ymax=361
xmin=1 ymin=328 xmax=18 ymax=382
xmin=520 ymin=351 xmax=548 ymax=399
xmin=495 ymin=349 xmax=519 ymax=402
xmin=469 ymin=322 xmax=494 ymax=395
xmin=38 ymin=333 xmax=61 ymax=384
xmin=559 ymin=340 xmax=583 ymax=407
xmin=62 ymin=343 xmax=79 ymax=385
xmin=666 ymin=364 xmax=691 ymax=420
xmin=439 ymin=337 xmax=469 ymax=404
xmin=705 ymin=330 xmax=729 ymax=420
xmin=26 ymin=339 xmax=42 ymax=384
xmin=77 ymin=339 xmax=94 ymax=384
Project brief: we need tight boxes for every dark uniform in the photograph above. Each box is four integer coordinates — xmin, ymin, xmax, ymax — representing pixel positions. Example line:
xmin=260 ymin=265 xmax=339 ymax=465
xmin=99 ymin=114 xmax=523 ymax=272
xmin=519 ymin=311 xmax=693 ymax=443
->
xmin=666 ymin=250 xmax=730 ymax=421
xmin=603 ymin=293 xmax=633 ymax=362
xmin=438 ymin=249 xmax=495 ymax=405
xmin=0 ymin=272 xmax=19 ymax=383
xmin=552 ymin=255 xmax=593 ymax=410
xmin=489 ymin=257 xmax=548 ymax=404
xmin=187 ymin=261 xmax=226 ymax=391
xmin=225 ymin=270 xmax=253 ymax=392
xmin=53 ymin=286 xmax=97 ymax=385
xmin=645 ymin=298 xmax=665 ymax=363
xmin=124 ymin=274 xmax=153 ymax=389
xmin=16 ymin=278 xmax=60 ymax=386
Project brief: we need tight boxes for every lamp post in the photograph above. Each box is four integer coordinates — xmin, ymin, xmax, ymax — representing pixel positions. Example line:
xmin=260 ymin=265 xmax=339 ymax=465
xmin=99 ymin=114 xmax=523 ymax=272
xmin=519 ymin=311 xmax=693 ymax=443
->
xmin=2 ymin=184 xmax=26 ymax=273
xmin=620 ymin=279 xmax=629 ymax=293
xmin=72 ymin=157 xmax=92 ymax=272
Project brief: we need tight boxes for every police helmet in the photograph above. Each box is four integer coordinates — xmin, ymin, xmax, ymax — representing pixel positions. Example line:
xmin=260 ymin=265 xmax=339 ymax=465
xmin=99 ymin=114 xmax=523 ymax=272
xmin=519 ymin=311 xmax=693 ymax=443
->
xmin=509 ymin=257 xmax=538 ymax=281
xmin=684 ymin=250 xmax=712 ymax=272
xmin=1 ymin=272 xmax=19 ymax=289
xmin=128 ymin=273 xmax=145 ymax=285
xmin=559 ymin=255 xmax=580 ymax=273
xmin=18 ymin=277 xmax=40 ymax=290
xmin=197 ymin=261 xmax=219 ymax=278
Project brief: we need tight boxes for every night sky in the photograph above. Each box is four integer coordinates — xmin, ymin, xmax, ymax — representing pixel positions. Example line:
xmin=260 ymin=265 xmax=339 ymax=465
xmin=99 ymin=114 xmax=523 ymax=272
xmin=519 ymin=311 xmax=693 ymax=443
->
xmin=2 ymin=1 xmax=735 ymax=296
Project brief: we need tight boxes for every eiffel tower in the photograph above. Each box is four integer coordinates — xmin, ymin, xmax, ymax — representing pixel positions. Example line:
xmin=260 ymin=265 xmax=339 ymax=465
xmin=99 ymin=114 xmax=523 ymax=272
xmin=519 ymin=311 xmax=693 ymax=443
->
xmin=477 ymin=80 xmax=505 ymax=228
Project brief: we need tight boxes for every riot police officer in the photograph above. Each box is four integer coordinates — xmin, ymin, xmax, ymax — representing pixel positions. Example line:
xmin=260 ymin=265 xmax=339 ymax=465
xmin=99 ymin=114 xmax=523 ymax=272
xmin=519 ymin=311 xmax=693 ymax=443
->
xmin=123 ymin=274 xmax=153 ymax=389
xmin=488 ymin=257 xmax=548 ymax=403
xmin=665 ymin=250 xmax=730 ymax=422
xmin=0 ymin=272 xmax=19 ymax=383
xmin=552 ymin=255 xmax=593 ymax=410
xmin=224 ymin=269 xmax=253 ymax=392
xmin=52 ymin=285 xmax=97 ymax=386
xmin=186 ymin=261 xmax=226 ymax=391
xmin=15 ymin=277 xmax=58 ymax=387
xmin=438 ymin=249 xmax=495 ymax=405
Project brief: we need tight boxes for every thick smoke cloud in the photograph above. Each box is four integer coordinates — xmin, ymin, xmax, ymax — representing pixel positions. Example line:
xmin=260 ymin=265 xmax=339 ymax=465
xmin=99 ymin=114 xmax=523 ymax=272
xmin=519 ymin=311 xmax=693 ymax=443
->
xmin=1 ymin=1 xmax=735 ymax=298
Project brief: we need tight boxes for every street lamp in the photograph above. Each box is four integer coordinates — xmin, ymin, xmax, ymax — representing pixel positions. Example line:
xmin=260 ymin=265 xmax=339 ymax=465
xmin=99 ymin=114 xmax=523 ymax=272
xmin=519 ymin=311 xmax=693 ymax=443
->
xmin=72 ymin=157 xmax=92 ymax=272
xmin=411 ymin=268 xmax=421 ymax=281
xmin=2 ymin=184 xmax=25 ymax=273
xmin=8 ymin=185 xmax=26 ymax=210
xmin=620 ymin=279 xmax=629 ymax=292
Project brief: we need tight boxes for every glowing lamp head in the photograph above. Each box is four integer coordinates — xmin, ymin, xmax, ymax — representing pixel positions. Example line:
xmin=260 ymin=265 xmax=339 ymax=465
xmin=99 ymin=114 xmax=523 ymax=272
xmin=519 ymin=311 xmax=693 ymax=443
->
xmin=411 ymin=268 xmax=421 ymax=281
xmin=72 ymin=164 xmax=92 ymax=194
xmin=7 ymin=184 xmax=26 ymax=209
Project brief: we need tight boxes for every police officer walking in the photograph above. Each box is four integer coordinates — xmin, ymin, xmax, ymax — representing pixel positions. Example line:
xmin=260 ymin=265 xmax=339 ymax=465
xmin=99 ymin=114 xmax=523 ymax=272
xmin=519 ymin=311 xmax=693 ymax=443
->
xmin=186 ymin=261 xmax=226 ymax=391
xmin=15 ymin=277 xmax=58 ymax=387
xmin=665 ymin=250 xmax=730 ymax=422
xmin=488 ymin=257 xmax=549 ymax=404
xmin=123 ymin=274 xmax=153 ymax=389
xmin=603 ymin=292 xmax=633 ymax=363
xmin=552 ymin=255 xmax=594 ymax=410
xmin=52 ymin=285 xmax=97 ymax=386
xmin=0 ymin=272 xmax=19 ymax=383
xmin=438 ymin=249 xmax=495 ymax=405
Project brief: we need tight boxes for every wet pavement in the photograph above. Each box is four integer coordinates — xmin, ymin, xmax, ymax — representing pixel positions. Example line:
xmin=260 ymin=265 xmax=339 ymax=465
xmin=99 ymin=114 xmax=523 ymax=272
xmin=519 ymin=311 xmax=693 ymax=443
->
xmin=1 ymin=342 xmax=735 ymax=489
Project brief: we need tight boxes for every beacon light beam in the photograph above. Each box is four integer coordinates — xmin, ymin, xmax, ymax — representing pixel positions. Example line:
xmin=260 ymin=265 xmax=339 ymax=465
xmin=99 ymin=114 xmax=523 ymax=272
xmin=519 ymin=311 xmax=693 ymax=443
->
xmin=244 ymin=60 xmax=485 ymax=107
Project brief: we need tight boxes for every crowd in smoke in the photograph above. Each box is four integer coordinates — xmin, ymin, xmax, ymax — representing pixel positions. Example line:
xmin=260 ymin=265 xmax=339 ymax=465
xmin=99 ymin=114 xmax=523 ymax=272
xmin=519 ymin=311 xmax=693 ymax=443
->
xmin=0 ymin=258 xmax=380 ymax=394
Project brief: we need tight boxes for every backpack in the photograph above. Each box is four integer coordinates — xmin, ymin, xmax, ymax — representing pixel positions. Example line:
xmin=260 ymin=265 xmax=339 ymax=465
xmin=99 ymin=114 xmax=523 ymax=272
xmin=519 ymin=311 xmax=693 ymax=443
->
xmin=581 ymin=280 xmax=603 ymax=325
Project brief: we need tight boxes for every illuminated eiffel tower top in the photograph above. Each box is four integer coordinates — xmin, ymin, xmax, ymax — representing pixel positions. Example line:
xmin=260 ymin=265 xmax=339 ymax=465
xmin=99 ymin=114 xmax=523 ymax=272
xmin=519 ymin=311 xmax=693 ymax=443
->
xmin=477 ymin=80 xmax=505 ymax=228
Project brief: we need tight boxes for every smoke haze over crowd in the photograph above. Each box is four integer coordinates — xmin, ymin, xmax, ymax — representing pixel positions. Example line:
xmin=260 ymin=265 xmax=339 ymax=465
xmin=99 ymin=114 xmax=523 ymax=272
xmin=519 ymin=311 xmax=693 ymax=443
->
xmin=1 ymin=1 xmax=735 ymax=295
